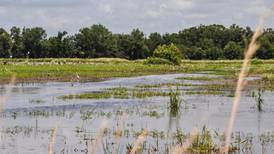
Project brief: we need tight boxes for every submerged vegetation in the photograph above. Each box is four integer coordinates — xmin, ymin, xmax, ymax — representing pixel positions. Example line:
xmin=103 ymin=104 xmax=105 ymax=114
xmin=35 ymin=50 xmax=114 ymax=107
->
xmin=60 ymin=87 xmax=170 ymax=100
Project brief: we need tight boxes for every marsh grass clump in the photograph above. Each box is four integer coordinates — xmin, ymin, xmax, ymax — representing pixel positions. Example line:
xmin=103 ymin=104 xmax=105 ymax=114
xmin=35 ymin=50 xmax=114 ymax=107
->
xmin=108 ymin=87 xmax=129 ymax=99
xmin=60 ymin=87 xmax=170 ymax=100
xmin=174 ymin=129 xmax=186 ymax=145
xmin=176 ymin=76 xmax=215 ymax=81
xmin=252 ymin=87 xmax=264 ymax=112
xmin=168 ymin=88 xmax=182 ymax=117
xmin=185 ymin=90 xmax=222 ymax=95
xmin=189 ymin=126 xmax=215 ymax=153
xmin=80 ymin=110 xmax=93 ymax=121
xmin=135 ymin=82 xmax=195 ymax=89
xmin=29 ymin=99 xmax=45 ymax=104
xmin=60 ymin=92 xmax=112 ymax=100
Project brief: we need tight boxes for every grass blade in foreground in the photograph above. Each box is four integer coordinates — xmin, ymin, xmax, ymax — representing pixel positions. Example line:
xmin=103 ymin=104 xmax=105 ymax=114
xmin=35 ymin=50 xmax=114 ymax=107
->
xmin=223 ymin=5 xmax=274 ymax=153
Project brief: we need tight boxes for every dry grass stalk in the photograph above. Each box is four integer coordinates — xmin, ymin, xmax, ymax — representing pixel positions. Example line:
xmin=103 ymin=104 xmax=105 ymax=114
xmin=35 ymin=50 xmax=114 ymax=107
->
xmin=113 ymin=113 xmax=127 ymax=154
xmin=48 ymin=125 xmax=58 ymax=154
xmin=89 ymin=119 xmax=108 ymax=154
xmin=130 ymin=129 xmax=148 ymax=154
xmin=171 ymin=129 xmax=198 ymax=154
xmin=223 ymin=5 xmax=274 ymax=154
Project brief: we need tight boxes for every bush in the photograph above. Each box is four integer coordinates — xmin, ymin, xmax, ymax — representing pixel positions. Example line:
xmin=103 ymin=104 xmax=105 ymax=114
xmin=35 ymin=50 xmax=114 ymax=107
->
xmin=144 ymin=57 xmax=173 ymax=65
xmin=153 ymin=44 xmax=182 ymax=65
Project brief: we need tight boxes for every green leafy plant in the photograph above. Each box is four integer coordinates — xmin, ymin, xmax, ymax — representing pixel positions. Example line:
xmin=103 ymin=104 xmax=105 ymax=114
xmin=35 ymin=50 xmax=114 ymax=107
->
xmin=150 ymin=43 xmax=182 ymax=65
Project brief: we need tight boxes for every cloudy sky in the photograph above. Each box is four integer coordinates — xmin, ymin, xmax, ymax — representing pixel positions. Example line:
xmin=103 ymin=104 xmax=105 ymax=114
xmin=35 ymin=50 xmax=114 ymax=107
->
xmin=0 ymin=0 xmax=274 ymax=35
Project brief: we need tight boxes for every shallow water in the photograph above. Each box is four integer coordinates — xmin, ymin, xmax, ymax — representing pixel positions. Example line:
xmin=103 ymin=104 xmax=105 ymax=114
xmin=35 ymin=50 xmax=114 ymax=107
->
xmin=0 ymin=73 xmax=274 ymax=153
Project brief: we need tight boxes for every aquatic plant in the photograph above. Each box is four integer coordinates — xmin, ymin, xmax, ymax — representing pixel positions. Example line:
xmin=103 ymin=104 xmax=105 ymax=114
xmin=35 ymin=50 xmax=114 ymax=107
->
xmin=189 ymin=126 xmax=214 ymax=153
xmin=176 ymin=76 xmax=215 ymax=81
xmin=174 ymin=129 xmax=186 ymax=145
xmin=29 ymin=99 xmax=45 ymax=104
xmin=252 ymin=87 xmax=264 ymax=112
xmin=60 ymin=87 xmax=171 ymax=100
xmin=168 ymin=89 xmax=182 ymax=118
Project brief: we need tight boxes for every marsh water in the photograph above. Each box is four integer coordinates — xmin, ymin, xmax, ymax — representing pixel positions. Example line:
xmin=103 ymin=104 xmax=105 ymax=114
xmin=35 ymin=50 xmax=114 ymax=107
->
xmin=0 ymin=73 xmax=274 ymax=153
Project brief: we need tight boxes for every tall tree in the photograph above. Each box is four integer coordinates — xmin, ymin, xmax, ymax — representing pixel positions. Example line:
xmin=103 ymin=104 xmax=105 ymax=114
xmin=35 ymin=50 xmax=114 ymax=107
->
xmin=75 ymin=24 xmax=117 ymax=58
xmin=10 ymin=27 xmax=24 ymax=58
xmin=256 ymin=32 xmax=274 ymax=59
xmin=126 ymin=29 xmax=149 ymax=59
xmin=0 ymin=28 xmax=11 ymax=58
xmin=22 ymin=27 xmax=47 ymax=58
xmin=146 ymin=32 xmax=163 ymax=55
xmin=47 ymin=31 xmax=72 ymax=57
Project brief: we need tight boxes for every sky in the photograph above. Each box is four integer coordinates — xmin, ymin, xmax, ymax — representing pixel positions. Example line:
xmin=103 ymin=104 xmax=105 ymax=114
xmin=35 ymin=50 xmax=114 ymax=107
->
xmin=0 ymin=0 xmax=274 ymax=35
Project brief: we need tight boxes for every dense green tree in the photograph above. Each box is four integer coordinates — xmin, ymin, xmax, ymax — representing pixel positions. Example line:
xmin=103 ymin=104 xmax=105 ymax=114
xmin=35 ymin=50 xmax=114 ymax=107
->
xmin=223 ymin=41 xmax=243 ymax=59
xmin=205 ymin=47 xmax=223 ymax=60
xmin=22 ymin=27 xmax=47 ymax=58
xmin=116 ymin=34 xmax=131 ymax=58
xmin=46 ymin=31 xmax=75 ymax=57
xmin=0 ymin=28 xmax=11 ymax=58
xmin=75 ymin=24 xmax=117 ymax=58
xmin=185 ymin=46 xmax=205 ymax=60
xmin=0 ymin=24 xmax=274 ymax=60
xmin=123 ymin=29 xmax=149 ymax=60
xmin=10 ymin=27 xmax=24 ymax=58
xmin=162 ymin=33 xmax=178 ymax=45
xmin=146 ymin=32 xmax=163 ymax=53
xmin=256 ymin=32 xmax=274 ymax=59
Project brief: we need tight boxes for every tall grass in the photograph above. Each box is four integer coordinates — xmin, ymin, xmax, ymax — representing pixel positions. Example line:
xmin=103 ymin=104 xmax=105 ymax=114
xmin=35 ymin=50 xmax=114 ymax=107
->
xmin=252 ymin=88 xmax=264 ymax=112
xmin=168 ymin=88 xmax=182 ymax=118
xmin=223 ymin=5 xmax=274 ymax=153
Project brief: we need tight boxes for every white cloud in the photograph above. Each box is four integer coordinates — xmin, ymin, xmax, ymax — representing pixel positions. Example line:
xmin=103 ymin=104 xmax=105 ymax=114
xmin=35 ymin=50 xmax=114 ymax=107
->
xmin=245 ymin=0 xmax=269 ymax=16
xmin=185 ymin=13 xmax=208 ymax=19
xmin=0 ymin=0 xmax=273 ymax=35
xmin=99 ymin=3 xmax=113 ymax=14
xmin=167 ymin=0 xmax=193 ymax=10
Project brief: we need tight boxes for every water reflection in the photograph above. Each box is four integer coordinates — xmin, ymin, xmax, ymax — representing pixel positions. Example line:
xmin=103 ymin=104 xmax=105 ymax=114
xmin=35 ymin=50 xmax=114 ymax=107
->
xmin=0 ymin=73 xmax=273 ymax=153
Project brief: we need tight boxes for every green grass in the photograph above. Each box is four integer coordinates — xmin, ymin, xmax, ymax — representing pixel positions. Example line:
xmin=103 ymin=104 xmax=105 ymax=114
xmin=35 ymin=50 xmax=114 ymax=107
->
xmin=185 ymin=90 xmax=222 ymax=95
xmin=60 ymin=92 xmax=112 ymax=100
xmin=176 ymin=76 xmax=217 ymax=81
xmin=60 ymin=87 xmax=170 ymax=100
xmin=1 ymin=58 xmax=274 ymax=87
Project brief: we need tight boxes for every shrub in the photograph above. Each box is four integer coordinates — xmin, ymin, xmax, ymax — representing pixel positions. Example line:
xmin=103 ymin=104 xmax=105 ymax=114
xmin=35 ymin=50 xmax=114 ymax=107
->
xmin=143 ymin=57 xmax=173 ymax=65
xmin=153 ymin=44 xmax=182 ymax=65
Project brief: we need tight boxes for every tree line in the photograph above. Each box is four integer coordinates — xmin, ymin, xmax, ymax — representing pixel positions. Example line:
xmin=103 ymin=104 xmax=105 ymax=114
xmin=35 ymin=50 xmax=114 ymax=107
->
xmin=0 ymin=24 xmax=274 ymax=59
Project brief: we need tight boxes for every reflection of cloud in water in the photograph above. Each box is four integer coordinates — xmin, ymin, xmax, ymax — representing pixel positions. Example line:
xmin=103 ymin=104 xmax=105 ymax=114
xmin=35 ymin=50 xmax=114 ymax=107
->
xmin=0 ymin=73 xmax=274 ymax=153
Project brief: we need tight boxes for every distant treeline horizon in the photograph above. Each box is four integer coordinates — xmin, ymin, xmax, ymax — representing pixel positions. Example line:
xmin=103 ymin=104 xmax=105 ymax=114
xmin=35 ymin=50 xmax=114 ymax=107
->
xmin=0 ymin=24 xmax=274 ymax=59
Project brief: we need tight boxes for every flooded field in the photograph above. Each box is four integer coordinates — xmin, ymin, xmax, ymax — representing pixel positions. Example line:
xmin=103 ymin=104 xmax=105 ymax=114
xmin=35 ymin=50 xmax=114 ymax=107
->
xmin=0 ymin=73 xmax=274 ymax=153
